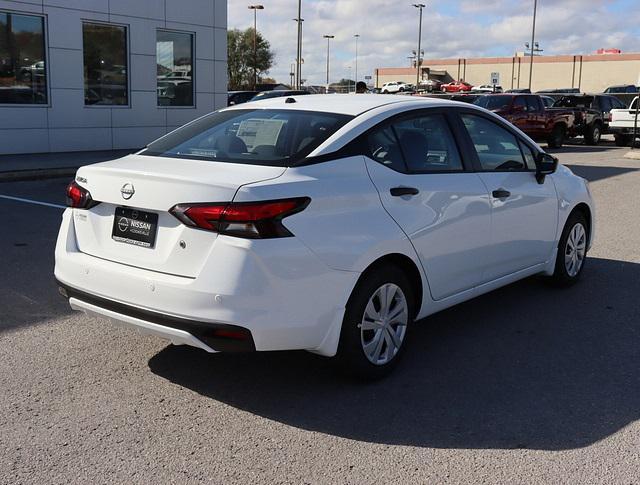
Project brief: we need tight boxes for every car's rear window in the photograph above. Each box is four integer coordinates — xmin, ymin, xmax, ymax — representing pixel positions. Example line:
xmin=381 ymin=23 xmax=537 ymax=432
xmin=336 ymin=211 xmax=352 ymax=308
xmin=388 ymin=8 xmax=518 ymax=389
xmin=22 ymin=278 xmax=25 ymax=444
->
xmin=474 ymin=95 xmax=511 ymax=111
xmin=142 ymin=109 xmax=352 ymax=166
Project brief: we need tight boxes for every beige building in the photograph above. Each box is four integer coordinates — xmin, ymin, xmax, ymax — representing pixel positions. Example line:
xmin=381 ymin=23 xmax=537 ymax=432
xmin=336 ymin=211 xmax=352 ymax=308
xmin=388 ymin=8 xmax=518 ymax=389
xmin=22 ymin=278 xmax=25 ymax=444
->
xmin=376 ymin=53 xmax=640 ymax=93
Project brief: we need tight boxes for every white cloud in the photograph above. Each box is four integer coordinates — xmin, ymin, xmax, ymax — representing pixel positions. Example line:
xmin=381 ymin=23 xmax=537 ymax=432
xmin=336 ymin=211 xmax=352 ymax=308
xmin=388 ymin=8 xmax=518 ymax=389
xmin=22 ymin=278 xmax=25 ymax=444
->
xmin=228 ymin=0 xmax=640 ymax=86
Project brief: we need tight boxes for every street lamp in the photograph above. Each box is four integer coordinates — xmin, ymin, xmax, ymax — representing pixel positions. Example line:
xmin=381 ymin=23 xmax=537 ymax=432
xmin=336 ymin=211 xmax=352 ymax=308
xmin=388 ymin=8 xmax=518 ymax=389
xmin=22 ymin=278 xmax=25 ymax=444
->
xmin=413 ymin=3 xmax=426 ymax=90
xmin=528 ymin=0 xmax=538 ymax=90
xmin=248 ymin=4 xmax=264 ymax=90
xmin=323 ymin=34 xmax=335 ymax=93
xmin=354 ymin=34 xmax=360 ymax=86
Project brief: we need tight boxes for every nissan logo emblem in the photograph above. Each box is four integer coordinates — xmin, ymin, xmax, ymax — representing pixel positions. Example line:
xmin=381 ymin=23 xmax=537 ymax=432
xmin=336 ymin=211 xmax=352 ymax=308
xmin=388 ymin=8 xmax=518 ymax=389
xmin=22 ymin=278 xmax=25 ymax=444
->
xmin=121 ymin=183 xmax=135 ymax=200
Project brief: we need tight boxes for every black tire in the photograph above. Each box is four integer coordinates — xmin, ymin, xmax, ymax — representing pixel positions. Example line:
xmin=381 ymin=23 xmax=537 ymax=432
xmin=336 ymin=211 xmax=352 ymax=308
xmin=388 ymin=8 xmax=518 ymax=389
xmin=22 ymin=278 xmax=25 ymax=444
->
xmin=614 ymin=134 xmax=630 ymax=147
xmin=585 ymin=122 xmax=602 ymax=145
xmin=382 ymin=90 xmax=388 ymax=94
xmin=547 ymin=124 xmax=566 ymax=148
xmin=399 ymin=87 xmax=405 ymax=92
xmin=335 ymin=264 xmax=416 ymax=379
xmin=550 ymin=211 xmax=588 ymax=287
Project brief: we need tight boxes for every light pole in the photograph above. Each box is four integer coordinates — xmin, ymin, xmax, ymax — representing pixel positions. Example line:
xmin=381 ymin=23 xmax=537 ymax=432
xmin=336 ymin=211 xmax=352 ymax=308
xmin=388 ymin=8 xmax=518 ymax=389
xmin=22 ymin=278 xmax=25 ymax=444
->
xmin=248 ymin=4 xmax=264 ymax=90
xmin=354 ymin=34 xmax=360 ymax=85
xmin=528 ymin=0 xmax=538 ymax=91
xmin=323 ymin=34 xmax=335 ymax=93
xmin=293 ymin=17 xmax=305 ymax=88
xmin=295 ymin=0 xmax=302 ymax=89
xmin=348 ymin=66 xmax=352 ymax=93
xmin=413 ymin=3 xmax=425 ymax=90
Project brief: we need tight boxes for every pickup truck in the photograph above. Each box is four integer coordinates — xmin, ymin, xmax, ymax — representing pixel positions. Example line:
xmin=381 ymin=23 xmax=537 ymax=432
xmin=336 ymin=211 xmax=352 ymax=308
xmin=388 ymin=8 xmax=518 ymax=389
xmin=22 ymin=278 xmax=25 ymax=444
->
xmin=474 ymin=94 xmax=575 ymax=147
xmin=549 ymin=94 xmax=625 ymax=145
xmin=609 ymin=96 xmax=639 ymax=146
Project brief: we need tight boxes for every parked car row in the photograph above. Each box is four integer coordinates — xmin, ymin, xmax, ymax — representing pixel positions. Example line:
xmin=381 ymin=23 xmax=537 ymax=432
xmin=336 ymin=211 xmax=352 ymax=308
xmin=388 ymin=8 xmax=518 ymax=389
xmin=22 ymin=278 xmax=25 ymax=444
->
xmin=442 ymin=92 xmax=629 ymax=147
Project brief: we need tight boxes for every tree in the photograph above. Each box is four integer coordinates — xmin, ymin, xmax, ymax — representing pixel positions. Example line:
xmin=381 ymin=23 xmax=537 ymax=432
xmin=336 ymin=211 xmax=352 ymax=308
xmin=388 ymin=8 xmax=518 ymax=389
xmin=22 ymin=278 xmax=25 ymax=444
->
xmin=227 ymin=28 xmax=275 ymax=90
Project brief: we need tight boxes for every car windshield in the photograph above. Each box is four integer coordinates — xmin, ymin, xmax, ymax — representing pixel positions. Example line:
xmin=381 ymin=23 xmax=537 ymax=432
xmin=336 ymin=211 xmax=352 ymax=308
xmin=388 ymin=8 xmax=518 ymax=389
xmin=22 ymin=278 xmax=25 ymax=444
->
xmin=142 ymin=109 xmax=352 ymax=166
xmin=473 ymin=95 xmax=511 ymax=110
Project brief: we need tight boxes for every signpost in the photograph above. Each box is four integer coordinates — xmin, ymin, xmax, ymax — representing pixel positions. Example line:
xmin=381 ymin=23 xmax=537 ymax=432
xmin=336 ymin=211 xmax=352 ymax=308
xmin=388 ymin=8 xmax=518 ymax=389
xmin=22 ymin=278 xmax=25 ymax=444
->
xmin=491 ymin=72 xmax=500 ymax=86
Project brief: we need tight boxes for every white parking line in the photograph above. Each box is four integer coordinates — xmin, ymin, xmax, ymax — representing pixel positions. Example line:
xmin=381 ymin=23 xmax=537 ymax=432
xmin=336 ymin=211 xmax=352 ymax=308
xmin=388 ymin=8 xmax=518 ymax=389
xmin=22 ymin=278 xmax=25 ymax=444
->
xmin=0 ymin=194 xmax=66 ymax=209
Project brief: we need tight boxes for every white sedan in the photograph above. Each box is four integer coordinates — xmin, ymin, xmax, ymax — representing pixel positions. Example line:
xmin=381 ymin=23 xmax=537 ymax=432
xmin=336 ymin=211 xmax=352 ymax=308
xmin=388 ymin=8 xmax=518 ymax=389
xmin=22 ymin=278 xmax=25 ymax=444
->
xmin=55 ymin=94 xmax=594 ymax=378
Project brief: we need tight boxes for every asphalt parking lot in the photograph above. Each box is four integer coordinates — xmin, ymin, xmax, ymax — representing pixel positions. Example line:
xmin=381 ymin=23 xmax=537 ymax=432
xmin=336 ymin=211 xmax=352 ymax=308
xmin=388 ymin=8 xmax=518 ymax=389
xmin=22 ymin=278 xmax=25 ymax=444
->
xmin=1 ymin=139 xmax=639 ymax=484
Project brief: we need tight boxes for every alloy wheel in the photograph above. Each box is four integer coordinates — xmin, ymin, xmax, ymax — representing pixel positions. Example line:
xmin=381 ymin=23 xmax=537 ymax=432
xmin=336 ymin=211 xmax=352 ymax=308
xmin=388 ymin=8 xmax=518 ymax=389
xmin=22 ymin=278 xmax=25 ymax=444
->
xmin=359 ymin=283 xmax=408 ymax=365
xmin=564 ymin=223 xmax=587 ymax=277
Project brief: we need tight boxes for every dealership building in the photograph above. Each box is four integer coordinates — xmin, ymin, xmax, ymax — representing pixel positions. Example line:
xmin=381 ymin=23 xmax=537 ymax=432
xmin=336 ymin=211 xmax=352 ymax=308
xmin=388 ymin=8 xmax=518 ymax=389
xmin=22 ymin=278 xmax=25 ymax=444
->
xmin=376 ymin=52 xmax=640 ymax=93
xmin=0 ymin=0 xmax=227 ymax=154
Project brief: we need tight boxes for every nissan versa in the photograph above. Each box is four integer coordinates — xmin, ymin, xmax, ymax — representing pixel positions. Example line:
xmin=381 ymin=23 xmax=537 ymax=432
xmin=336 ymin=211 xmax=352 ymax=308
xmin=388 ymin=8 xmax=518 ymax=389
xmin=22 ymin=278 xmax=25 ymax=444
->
xmin=55 ymin=95 xmax=594 ymax=377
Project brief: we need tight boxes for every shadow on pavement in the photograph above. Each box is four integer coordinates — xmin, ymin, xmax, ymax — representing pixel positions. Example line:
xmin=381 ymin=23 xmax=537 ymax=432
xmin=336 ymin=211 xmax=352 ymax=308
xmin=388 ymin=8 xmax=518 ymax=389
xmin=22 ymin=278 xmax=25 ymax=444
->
xmin=0 ymin=194 xmax=72 ymax=332
xmin=149 ymin=257 xmax=640 ymax=450
xmin=564 ymin=164 xmax=639 ymax=183
xmin=546 ymin=142 xmax=622 ymax=155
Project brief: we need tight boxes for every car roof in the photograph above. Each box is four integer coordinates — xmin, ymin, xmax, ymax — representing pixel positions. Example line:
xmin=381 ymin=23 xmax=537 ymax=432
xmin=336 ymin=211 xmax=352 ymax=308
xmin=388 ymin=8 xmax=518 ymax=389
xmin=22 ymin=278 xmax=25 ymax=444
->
xmin=223 ymin=93 xmax=447 ymax=116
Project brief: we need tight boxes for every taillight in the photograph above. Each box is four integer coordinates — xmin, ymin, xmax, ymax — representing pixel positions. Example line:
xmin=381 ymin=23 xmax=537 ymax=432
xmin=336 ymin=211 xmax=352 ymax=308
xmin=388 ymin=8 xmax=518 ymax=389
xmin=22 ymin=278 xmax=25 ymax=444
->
xmin=65 ymin=181 xmax=98 ymax=209
xmin=170 ymin=197 xmax=311 ymax=239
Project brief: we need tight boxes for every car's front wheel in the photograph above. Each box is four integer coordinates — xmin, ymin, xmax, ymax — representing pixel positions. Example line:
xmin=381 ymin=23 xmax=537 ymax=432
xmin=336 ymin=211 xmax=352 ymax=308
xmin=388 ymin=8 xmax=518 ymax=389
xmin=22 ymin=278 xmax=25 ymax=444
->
xmin=336 ymin=265 xmax=415 ymax=379
xmin=550 ymin=211 xmax=588 ymax=286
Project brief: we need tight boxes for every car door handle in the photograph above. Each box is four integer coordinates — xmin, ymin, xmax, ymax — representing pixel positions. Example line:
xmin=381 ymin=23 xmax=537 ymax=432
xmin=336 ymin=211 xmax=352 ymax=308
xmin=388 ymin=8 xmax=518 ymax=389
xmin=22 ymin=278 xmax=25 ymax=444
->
xmin=390 ymin=186 xmax=420 ymax=197
xmin=492 ymin=189 xmax=511 ymax=199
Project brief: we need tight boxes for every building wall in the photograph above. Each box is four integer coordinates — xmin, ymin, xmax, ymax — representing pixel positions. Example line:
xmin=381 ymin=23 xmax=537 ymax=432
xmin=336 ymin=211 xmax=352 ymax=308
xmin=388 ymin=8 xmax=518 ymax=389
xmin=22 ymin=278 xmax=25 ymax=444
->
xmin=376 ymin=54 xmax=640 ymax=93
xmin=0 ymin=0 xmax=227 ymax=154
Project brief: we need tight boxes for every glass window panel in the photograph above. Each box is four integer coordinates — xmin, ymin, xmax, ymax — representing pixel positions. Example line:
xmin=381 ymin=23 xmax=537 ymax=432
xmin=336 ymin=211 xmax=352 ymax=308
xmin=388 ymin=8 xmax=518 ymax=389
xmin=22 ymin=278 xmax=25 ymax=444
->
xmin=393 ymin=113 xmax=463 ymax=172
xmin=367 ymin=125 xmax=406 ymax=172
xmin=0 ymin=12 xmax=47 ymax=104
xmin=157 ymin=30 xmax=193 ymax=107
xmin=83 ymin=23 xmax=128 ymax=106
xmin=461 ymin=114 xmax=528 ymax=171
xmin=143 ymin=109 xmax=352 ymax=166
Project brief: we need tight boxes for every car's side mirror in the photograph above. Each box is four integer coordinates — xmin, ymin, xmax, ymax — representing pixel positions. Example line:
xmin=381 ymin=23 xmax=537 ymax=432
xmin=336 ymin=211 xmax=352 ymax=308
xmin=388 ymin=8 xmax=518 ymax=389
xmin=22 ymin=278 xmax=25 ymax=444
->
xmin=535 ymin=152 xmax=558 ymax=183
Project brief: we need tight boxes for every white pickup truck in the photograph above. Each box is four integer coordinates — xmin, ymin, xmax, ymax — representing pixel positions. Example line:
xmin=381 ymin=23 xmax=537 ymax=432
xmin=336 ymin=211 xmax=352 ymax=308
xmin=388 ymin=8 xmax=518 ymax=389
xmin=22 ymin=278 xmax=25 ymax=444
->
xmin=609 ymin=96 xmax=640 ymax=146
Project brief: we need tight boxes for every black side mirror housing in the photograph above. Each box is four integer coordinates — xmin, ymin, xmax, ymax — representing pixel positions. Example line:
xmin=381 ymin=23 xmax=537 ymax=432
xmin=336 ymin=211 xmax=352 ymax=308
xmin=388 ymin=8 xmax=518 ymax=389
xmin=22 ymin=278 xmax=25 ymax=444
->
xmin=535 ymin=152 xmax=559 ymax=184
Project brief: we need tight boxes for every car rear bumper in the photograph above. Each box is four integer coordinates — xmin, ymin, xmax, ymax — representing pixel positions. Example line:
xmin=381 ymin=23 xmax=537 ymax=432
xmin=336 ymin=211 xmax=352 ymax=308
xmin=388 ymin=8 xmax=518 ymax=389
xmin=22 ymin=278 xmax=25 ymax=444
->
xmin=54 ymin=209 xmax=359 ymax=356
xmin=609 ymin=125 xmax=639 ymax=135
xmin=58 ymin=281 xmax=256 ymax=352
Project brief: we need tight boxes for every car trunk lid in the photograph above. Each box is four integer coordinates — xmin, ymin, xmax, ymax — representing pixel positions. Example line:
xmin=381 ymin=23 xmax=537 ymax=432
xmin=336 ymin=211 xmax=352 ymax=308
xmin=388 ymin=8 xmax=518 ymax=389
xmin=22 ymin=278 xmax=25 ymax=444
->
xmin=71 ymin=154 xmax=286 ymax=278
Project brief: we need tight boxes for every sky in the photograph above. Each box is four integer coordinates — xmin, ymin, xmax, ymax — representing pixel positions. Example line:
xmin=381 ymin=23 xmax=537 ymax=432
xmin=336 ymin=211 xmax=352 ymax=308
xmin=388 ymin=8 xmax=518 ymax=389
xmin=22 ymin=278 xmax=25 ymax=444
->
xmin=228 ymin=0 xmax=640 ymax=86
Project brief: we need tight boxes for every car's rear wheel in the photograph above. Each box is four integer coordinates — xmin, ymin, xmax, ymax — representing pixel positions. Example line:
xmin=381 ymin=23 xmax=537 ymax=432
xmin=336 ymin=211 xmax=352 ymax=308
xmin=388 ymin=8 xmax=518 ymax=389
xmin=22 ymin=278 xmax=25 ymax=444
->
xmin=614 ymin=134 xmax=630 ymax=147
xmin=547 ymin=124 xmax=566 ymax=148
xmin=382 ymin=89 xmax=388 ymax=94
xmin=336 ymin=265 xmax=415 ymax=379
xmin=585 ymin=122 xmax=602 ymax=145
xmin=550 ymin=211 xmax=588 ymax=286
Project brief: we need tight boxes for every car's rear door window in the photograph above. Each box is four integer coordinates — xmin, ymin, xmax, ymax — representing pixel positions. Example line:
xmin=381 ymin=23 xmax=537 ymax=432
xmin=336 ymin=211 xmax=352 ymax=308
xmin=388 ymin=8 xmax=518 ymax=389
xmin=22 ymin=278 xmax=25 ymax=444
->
xmin=143 ymin=109 xmax=352 ymax=166
xmin=393 ymin=114 xmax=463 ymax=172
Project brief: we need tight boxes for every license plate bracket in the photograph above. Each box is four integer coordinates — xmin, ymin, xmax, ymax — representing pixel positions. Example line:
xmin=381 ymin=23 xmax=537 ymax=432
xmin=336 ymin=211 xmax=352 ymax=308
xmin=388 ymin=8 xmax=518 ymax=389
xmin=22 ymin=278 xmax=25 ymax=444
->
xmin=112 ymin=207 xmax=158 ymax=248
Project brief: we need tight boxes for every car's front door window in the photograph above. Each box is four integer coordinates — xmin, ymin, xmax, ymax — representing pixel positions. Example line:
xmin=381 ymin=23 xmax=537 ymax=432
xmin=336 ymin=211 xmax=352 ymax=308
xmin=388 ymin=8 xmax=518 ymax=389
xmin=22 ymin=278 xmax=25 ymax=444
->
xmin=461 ymin=113 xmax=528 ymax=171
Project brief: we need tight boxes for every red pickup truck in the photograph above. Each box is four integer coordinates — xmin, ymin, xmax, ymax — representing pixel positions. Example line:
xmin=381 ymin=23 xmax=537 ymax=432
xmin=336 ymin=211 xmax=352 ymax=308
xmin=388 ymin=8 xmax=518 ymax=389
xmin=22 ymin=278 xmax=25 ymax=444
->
xmin=473 ymin=94 xmax=575 ymax=147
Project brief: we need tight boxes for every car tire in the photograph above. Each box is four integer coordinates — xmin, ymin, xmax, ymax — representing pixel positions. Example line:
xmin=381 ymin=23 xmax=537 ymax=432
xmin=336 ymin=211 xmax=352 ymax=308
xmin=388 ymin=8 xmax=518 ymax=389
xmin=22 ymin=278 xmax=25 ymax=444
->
xmin=547 ymin=124 xmax=566 ymax=148
xmin=335 ymin=264 xmax=416 ymax=379
xmin=585 ymin=122 xmax=602 ymax=145
xmin=614 ymin=134 xmax=630 ymax=147
xmin=382 ymin=90 xmax=388 ymax=94
xmin=550 ymin=211 xmax=588 ymax=287
xmin=399 ymin=87 xmax=405 ymax=92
